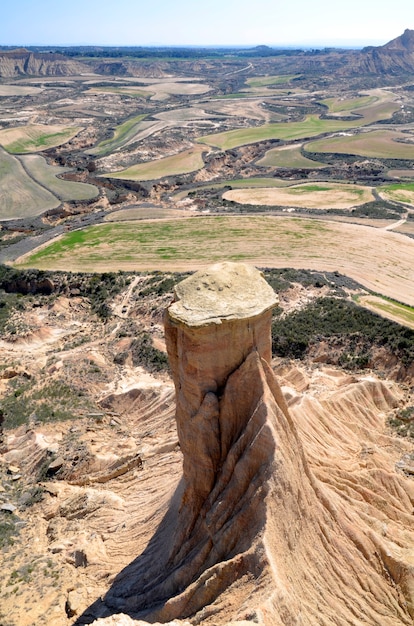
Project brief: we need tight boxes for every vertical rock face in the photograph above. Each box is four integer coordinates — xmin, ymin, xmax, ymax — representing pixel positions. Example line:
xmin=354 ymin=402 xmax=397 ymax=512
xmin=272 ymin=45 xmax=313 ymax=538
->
xmin=164 ymin=262 xmax=278 ymax=510
xmin=101 ymin=262 xmax=414 ymax=626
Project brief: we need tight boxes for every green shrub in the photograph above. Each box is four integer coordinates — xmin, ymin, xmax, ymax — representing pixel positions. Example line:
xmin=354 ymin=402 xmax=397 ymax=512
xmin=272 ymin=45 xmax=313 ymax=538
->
xmin=130 ymin=333 xmax=169 ymax=372
xmin=271 ymin=297 xmax=414 ymax=367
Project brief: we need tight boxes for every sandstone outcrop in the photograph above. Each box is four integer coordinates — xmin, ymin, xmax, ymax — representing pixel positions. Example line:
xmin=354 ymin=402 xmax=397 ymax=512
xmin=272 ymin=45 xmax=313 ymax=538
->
xmin=359 ymin=29 xmax=414 ymax=74
xmin=0 ymin=49 xmax=89 ymax=77
xmin=89 ymin=263 xmax=414 ymax=625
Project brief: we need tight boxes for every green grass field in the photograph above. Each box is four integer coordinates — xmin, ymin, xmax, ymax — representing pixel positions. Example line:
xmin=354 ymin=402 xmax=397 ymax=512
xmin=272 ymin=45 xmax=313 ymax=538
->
xmin=14 ymin=217 xmax=331 ymax=270
xmin=197 ymin=115 xmax=354 ymax=150
xmin=377 ymin=182 xmax=414 ymax=204
xmin=0 ymin=124 xmax=82 ymax=154
xmin=355 ymin=295 xmax=414 ymax=329
xmin=319 ymin=95 xmax=378 ymax=113
xmin=14 ymin=216 xmax=414 ymax=308
xmin=245 ymin=75 xmax=301 ymax=88
xmin=197 ymin=98 xmax=398 ymax=150
xmin=103 ymin=145 xmax=207 ymax=181
xmin=19 ymin=155 xmax=99 ymax=201
xmin=306 ymin=130 xmax=414 ymax=160
xmin=0 ymin=148 xmax=60 ymax=219
xmin=257 ymin=144 xmax=327 ymax=168
xmin=88 ymin=114 xmax=148 ymax=156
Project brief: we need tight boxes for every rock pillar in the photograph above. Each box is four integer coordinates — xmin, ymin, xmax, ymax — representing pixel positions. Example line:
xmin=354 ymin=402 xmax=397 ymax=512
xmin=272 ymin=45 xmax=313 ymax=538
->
xmin=164 ymin=262 xmax=278 ymax=509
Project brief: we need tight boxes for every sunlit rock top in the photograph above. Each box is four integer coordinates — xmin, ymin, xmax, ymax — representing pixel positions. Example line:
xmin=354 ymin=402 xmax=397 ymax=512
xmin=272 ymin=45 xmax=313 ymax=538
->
xmin=168 ymin=262 xmax=278 ymax=327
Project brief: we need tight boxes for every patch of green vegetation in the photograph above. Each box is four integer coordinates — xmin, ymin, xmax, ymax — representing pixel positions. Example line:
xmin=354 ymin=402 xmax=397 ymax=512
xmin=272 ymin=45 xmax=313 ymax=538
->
xmin=0 ymin=265 xmax=130 ymax=321
xmin=388 ymin=406 xmax=414 ymax=438
xmin=289 ymin=184 xmax=333 ymax=193
xmin=0 ymin=148 xmax=60 ymax=219
xmin=379 ymin=181 xmax=414 ymax=203
xmin=114 ymin=332 xmax=169 ymax=372
xmin=348 ymin=201 xmax=404 ymax=220
xmin=0 ymin=513 xmax=20 ymax=549
xmin=19 ymin=155 xmax=98 ymax=201
xmin=3 ymin=126 xmax=81 ymax=154
xmin=89 ymin=114 xmax=147 ymax=156
xmin=356 ymin=295 xmax=414 ymax=326
xmin=198 ymin=99 xmax=397 ymax=150
xmin=130 ymin=333 xmax=169 ymax=372
xmin=1 ymin=378 xmax=98 ymax=430
xmin=198 ymin=115 xmax=355 ymax=150
xmin=257 ymin=145 xmax=326 ymax=169
xmin=319 ymin=95 xmax=377 ymax=113
xmin=245 ymin=74 xmax=300 ymax=88
xmin=271 ymin=297 xmax=414 ymax=368
xmin=380 ymin=182 xmax=414 ymax=192
xmin=104 ymin=146 xmax=207 ymax=181
xmin=305 ymin=130 xmax=414 ymax=160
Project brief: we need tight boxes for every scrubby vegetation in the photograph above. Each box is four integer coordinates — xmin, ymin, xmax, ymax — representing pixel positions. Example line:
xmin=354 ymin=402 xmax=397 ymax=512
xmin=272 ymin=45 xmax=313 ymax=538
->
xmin=389 ymin=406 xmax=414 ymax=439
xmin=1 ymin=377 xmax=98 ymax=430
xmin=130 ymin=333 xmax=169 ymax=372
xmin=0 ymin=265 xmax=131 ymax=321
xmin=271 ymin=297 xmax=414 ymax=368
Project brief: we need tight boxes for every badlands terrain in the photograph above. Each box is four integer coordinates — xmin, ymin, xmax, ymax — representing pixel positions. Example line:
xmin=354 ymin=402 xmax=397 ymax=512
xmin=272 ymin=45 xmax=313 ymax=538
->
xmin=0 ymin=32 xmax=414 ymax=626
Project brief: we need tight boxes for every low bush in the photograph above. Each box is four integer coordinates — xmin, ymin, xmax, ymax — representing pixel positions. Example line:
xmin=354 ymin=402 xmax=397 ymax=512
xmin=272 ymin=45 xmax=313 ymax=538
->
xmin=271 ymin=297 xmax=414 ymax=367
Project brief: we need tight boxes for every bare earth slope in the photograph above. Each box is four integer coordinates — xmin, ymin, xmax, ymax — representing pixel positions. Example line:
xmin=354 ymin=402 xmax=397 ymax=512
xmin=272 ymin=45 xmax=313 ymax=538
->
xmin=0 ymin=49 xmax=89 ymax=77
xmin=0 ymin=265 xmax=413 ymax=626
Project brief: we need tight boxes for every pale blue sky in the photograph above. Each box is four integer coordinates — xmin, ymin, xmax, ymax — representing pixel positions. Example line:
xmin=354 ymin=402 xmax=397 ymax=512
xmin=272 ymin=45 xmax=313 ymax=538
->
xmin=1 ymin=0 xmax=413 ymax=47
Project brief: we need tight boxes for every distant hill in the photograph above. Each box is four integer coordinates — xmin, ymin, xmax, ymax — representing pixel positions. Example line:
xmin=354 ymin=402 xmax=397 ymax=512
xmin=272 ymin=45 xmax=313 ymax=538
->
xmin=0 ymin=48 xmax=89 ymax=77
xmin=359 ymin=29 xmax=414 ymax=74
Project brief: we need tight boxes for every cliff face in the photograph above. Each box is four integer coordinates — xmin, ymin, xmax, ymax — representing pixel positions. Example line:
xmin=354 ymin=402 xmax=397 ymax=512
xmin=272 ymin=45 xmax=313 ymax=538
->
xmin=0 ymin=49 xmax=89 ymax=77
xmin=359 ymin=29 xmax=414 ymax=74
xmin=94 ymin=263 xmax=414 ymax=626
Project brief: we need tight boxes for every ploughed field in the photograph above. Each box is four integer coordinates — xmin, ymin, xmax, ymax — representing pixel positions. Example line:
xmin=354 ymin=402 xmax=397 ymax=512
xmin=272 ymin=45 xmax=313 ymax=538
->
xmin=16 ymin=216 xmax=414 ymax=306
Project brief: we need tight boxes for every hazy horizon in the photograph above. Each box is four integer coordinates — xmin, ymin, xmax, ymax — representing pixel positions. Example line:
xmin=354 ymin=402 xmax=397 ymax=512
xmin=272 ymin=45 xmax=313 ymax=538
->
xmin=2 ymin=0 xmax=412 ymax=49
xmin=0 ymin=39 xmax=388 ymax=50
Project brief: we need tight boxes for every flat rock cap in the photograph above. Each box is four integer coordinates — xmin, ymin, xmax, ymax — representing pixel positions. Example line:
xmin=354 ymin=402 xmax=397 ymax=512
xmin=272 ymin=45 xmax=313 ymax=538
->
xmin=168 ymin=262 xmax=278 ymax=326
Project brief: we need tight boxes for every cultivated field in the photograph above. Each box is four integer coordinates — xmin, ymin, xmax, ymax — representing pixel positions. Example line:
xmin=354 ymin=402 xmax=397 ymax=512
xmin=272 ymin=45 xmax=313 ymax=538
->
xmin=377 ymin=182 xmax=414 ymax=204
xmin=306 ymin=130 xmax=414 ymax=160
xmin=0 ymin=85 xmax=43 ymax=96
xmin=88 ymin=80 xmax=211 ymax=101
xmin=104 ymin=207 xmax=190 ymax=221
xmin=19 ymin=155 xmax=99 ymax=201
xmin=197 ymin=115 xmax=356 ymax=150
xmin=355 ymin=295 xmax=414 ymax=329
xmin=88 ymin=114 xmax=148 ymax=156
xmin=202 ymin=98 xmax=287 ymax=122
xmin=104 ymin=145 xmax=208 ymax=181
xmin=319 ymin=94 xmax=378 ymax=113
xmin=0 ymin=124 xmax=82 ymax=154
xmin=86 ymin=86 xmax=150 ymax=99
xmin=16 ymin=216 xmax=414 ymax=305
xmin=197 ymin=95 xmax=399 ymax=150
xmin=0 ymin=148 xmax=60 ymax=219
xmin=245 ymin=75 xmax=301 ymax=87
xmin=223 ymin=182 xmax=374 ymax=209
xmin=257 ymin=144 xmax=326 ymax=168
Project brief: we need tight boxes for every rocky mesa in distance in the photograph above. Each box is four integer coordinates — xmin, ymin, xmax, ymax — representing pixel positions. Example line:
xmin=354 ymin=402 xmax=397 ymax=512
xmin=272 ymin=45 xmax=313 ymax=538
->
xmin=0 ymin=48 xmax=89 ymax=77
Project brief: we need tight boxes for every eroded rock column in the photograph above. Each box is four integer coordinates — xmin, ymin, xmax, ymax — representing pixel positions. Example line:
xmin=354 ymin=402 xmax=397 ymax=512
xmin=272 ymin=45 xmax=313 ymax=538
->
xmin=165 ymin=262 xmax=278 ymax=508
